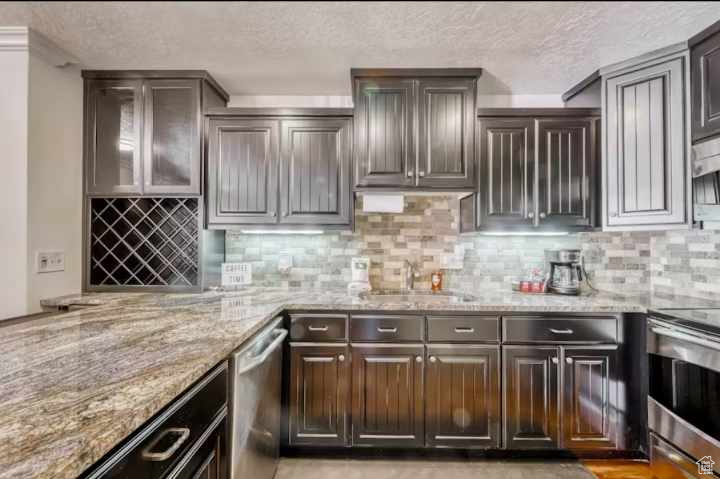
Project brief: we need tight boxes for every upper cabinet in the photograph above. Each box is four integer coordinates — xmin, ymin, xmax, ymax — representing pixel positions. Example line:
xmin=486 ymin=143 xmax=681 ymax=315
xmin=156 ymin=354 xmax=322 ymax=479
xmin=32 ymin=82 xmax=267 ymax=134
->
xmin=352 ymin=69 xmax=481 ymax=190
xmin=461 ymin=109 xmax=599 ymax=233
xmin=601 ymin=45 xmax=691 ymax=230
xmin=205 ymin=109 xmax=353 ymax=230
xmin=83 ymin=70 xmax=228 ymax=196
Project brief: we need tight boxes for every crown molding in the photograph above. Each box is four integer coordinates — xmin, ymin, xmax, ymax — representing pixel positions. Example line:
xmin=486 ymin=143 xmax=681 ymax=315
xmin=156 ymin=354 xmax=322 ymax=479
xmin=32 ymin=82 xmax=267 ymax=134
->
xmin=0 ymin=26 xmax=79 ymax=67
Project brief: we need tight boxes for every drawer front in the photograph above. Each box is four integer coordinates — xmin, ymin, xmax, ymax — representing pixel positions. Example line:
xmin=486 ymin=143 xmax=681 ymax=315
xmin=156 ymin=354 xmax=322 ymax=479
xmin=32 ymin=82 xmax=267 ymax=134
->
xmin=427 ymin=316 xmax=499 ymax=343
xmin=290 ymin=314 xmax=348 ymax=341
xmin=86 ymin=361 xmax=228 ymax=479
xmin=350 ymin=315 xmax=424 ymax=342
xmin=503 ymin=317 xmax=618 ymax=344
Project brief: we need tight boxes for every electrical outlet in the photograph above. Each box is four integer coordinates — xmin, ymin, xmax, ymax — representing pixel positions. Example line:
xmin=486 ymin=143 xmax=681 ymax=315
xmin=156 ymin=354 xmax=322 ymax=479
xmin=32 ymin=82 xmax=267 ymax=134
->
xmin=36 ymin=250 xmax=65 ymax=273
xmin=221 ymin=262 xmax=252 ymax=287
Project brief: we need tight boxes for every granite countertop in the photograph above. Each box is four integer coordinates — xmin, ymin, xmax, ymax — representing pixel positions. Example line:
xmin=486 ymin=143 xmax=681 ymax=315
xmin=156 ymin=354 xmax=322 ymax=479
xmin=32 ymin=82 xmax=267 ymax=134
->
xmin=2 ymin=287 xmax=715 ymax=479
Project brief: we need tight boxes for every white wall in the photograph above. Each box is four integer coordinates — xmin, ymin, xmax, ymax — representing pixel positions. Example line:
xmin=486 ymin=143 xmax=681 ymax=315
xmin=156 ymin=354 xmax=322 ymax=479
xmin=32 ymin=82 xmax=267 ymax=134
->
xmin=0 ymin=46 xmax=29 ymax=319
xmin=26 ymin=55 xmax=83 ymax=313
xmin=228 ymin=94 xmax=564 ymax=109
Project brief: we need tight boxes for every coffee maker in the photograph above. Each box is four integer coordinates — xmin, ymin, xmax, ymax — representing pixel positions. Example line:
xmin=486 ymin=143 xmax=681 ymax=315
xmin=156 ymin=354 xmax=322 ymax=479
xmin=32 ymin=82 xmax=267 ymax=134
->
xmin=545 ymin=249 xmax=588 ymax=295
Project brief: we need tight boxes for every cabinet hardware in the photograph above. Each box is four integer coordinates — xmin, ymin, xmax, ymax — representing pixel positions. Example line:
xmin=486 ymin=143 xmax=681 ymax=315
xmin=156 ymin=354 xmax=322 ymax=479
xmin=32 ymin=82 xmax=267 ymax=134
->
xmin=308 ymin=325 xmax=328 ymax=332
xmin=609 ymin=211 xmax=618 ymax=218
xmin=539 ymin=212 xmax=547 ymax=219
xmin=270 ymin=211 xmax=277 ymax=217
xmin=551 ymin=357 xmax=559 ymax=364
xmin=527 ymin=212 xmax=535 ymax=219
xmin=407 ymin=170 xmax=414 ymax=177
xmin=141 ymin=427 xmax=190 ymax=462
xmin=429 ymin=356 xmax=437 ymax=363
xmin=415 ymin=356 xmax=423 ymax=363
xmin=454 ymin=327 xmax=475 ymax=333
xmin=566 ymin=357 xmax=574 ymax=364
xmin=549 ymin=328 xmax=574 ymax=335
xmin=377 ymin=327 xmax=398 ymax=333
xmin=338 ymin=354 xmax=345 ymax=362
xmin=418 ymin=171 xmax=426 ymax=177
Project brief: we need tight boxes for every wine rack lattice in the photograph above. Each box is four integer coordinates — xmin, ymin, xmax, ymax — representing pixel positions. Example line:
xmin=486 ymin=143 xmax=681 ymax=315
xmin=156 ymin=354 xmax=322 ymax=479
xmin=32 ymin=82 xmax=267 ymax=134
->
xmin=89 ymin=198 xmax=199 ymax=287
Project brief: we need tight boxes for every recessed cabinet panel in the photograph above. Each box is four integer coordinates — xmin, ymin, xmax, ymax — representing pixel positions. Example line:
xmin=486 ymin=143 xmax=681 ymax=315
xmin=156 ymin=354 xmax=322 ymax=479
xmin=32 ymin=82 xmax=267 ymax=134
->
xmin=477 ymin=118 xmax=534 ymax=228
xmin=537 ymin=118 xmax=596 ymax=228
xmin=425 ymin=345 xmax=500 ymax=448
xmin=604 ymin=54 xmax=689 ymax=228
xmin=417 ymin=78 xmax=476 ymax=187
xmin=86 ymin=79 xmax=143 ymax=194
xmin=354 ymin=79 xmax=415 ymax=187
xmin=692 ymin=31 xmax=720 ymax=142
xmin=207 ymin=119 xmax=279 ymax=225
xmin=280 ymin=118 xmax=351 ymax=224
xmin=563 ymin=347 xmax=618 ymax=449
xmin=143 ymin=79 xmax=201 ymax=194
xmin=289 ymin=344 xmax=349 ymax=446
xmin=504 ymin=346 xmax=559 ymax=449
xmin=351 ymin=344 xmax=424 ymax=446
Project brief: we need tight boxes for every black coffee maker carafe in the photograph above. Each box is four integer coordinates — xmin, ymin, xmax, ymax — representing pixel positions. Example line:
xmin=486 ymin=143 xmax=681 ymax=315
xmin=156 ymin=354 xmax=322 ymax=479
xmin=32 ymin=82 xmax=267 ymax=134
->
xmin=545 ymin=249 xmax=587 ymax=295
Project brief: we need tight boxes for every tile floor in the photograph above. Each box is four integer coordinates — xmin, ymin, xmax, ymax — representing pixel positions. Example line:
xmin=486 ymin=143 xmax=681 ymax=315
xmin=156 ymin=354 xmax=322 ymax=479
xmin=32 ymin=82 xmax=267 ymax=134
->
xmin=275 ymin=458 xmax=598 ymax=479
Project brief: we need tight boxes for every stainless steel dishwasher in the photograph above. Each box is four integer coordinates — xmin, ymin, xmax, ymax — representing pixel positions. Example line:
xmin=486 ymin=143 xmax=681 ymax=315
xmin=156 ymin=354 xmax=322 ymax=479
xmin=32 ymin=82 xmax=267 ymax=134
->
xmin=229 ymin=318 xmax=287 ymax=479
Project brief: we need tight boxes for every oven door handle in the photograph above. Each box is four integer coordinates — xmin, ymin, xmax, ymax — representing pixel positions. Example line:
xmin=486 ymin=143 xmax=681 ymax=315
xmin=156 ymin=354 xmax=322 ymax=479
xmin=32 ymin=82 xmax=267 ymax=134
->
xmin=650 ymin=325 xmax=720 ymax=352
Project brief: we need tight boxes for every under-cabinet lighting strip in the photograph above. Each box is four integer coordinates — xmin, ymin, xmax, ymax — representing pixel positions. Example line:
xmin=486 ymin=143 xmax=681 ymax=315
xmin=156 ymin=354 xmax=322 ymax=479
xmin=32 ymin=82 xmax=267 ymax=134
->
xmin=479 ymin=231 xmax=570 ymax=236
xmin=239 ymin=230 xmax=325 ymax=235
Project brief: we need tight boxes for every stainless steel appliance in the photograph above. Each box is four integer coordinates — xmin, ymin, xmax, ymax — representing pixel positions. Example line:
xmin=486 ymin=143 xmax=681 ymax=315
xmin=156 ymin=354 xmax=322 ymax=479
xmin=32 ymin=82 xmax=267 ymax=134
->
xmin=648 ymin=309 xmax=720 ymax=477
xmin=229 ymin=318 xmax=287 ymax=479
xmin=545 ymin=249 xmax=586 ymax=295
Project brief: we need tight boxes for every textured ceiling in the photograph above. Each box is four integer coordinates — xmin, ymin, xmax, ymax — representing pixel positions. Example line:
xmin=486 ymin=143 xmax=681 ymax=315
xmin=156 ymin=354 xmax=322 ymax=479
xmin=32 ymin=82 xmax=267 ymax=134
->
xmin=1 ymin=1 xmax=719 ymax=95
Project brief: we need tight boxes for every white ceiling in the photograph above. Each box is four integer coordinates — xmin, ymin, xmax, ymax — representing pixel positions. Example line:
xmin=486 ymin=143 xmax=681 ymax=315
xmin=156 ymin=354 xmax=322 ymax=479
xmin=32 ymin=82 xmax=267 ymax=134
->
xmin=1 ymin=1 xmax=719 ymax=96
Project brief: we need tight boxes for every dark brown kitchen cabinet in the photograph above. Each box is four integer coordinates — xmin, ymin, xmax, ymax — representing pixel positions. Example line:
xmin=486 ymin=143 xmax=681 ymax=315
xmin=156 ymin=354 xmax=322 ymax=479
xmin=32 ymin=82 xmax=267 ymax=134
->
xmin=206 ymin=118 xmax=280 ymax=225
xmin=536 ymin=118 xmax=597 ymax=228
xmin=602 ymin=46 xmax=691 ymax=230
xmin=205 ymin=110 xmax=353 ymax=229
xmin=352 ymin=69 xmax=481 ymax=190
xmin=280 ymin=118 xmax=352 ymax=225
xmin=476 ymin=117 xmax=535 ymax=229
xmin=417 ymin=78 xmax=476 ymax=188
xmin=351 ymin=344 xmax=424 ymax=447
xmin=143 ymin=79 xmax=201 ymax=194
xmin=354 ymin=78 xmax=416 ymax=187
xmin=462 ymin=109 xmax=599 ymax=233
xmin=691 ymin=21 xmax=720 ymax=143
xmin=83 ymin=70 xmax=228 ymax=196
xmin=425 ymin=345 xmax=500 ymax=448
xmin=173 ymin=416 xmax=227 ymax=479
xmin=563 ymin=347 xmax=618 ymax=450
xmin=503 ymin=346 xmax=560 ymax=449
xmin=288 ymin=344 xmax=350 ymax=446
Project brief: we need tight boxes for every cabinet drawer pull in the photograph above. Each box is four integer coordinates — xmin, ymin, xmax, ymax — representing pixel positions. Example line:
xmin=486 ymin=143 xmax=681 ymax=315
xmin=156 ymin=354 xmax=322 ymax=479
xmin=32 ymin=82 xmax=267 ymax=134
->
xmin=429 ymin=356 xmax=437 ymax=363
xmin=551 ymin=357 xmax=559 ymax=364
xmin=407 ymin=170 xmax=414 ymax=177
xmin=549 ymin=328 xmax=574 ymax=335
xmin=566 ymin=357 xmax=574 ymax=364
xmin=454 ymin=327 xmax=475 ymax=333
xmin=415 ymin=356 xmax=423 ymax=363
xmin=377 ymin=327 xmax=398 ymax=333
xmin=141 ymin=427 xmax=190 ymax=462
xmin=338 ymin=354 xmax=345 ymax=362
xmin=308 ymin=325 xmax=329 ymax=332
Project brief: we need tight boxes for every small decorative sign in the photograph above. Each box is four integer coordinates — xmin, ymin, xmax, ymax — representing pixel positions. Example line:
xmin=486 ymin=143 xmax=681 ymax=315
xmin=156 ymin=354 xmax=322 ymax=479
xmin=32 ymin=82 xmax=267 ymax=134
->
xmin=221 ymin=262 xmax=252 ymax=287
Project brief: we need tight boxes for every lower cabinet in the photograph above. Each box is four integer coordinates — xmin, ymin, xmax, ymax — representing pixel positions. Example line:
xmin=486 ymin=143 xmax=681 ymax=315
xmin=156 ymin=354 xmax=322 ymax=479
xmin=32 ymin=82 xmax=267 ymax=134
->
xmin=288 ymin=344 xmax=350 ymax=446
xmin=425 ymin=345 xmax=500 ymax=448
xmin=503 ymin=345 xmax=618 ymax=450
xmin=504 ymin=346 xmax=560 ymax=449
xmin=351 ymin=344 xmax=424 ymax=447
xmin=175 ymin=416 xmax=227 ymax=479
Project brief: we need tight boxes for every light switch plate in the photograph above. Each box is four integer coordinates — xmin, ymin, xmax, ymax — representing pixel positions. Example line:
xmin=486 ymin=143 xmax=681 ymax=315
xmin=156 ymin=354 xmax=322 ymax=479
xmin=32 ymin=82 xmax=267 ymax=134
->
xmin=221 ymin=262 xmax=252 ymax=287
xmin=36 ymin=250 xmax=65 ymax=273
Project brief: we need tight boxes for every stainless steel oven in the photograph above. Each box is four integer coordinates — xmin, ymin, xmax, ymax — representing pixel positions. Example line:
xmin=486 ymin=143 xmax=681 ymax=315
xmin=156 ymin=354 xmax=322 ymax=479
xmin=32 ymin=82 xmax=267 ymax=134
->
xmin=648 ymin=311 xmax=720 ymax=477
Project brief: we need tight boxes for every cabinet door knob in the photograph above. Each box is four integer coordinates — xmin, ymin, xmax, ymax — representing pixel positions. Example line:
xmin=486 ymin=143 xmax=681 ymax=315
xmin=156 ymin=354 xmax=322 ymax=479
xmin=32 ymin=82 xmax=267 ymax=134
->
xmin=539 ymin=212 xmax=547 ymax=219
xmin=429 ymin=356 xmax=437 ymax=363
xmin=566 ymin=357 xmax=574 ymax=364
xmin=527 ymin=212 xmax=535 ymax=219
xmin=418 ymin=171 xmax=425 ymax=177
xmin=551 ymin=357 xmax=559 ymax=364
xmin=407 ymin=170 xmax=414 ymax=178
xmin=338 ymin=354 xmax=345 ymax=362
xmin=609 ymin=211 xmax=618 ymax=218
xmin=415 ymin=356 xmax=423 ymax=363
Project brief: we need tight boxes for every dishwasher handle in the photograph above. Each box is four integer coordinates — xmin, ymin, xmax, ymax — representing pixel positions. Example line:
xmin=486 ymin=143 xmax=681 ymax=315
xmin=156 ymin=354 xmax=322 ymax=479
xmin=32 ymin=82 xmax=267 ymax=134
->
xmin=235 ymin=328 xmax=288 ymax=375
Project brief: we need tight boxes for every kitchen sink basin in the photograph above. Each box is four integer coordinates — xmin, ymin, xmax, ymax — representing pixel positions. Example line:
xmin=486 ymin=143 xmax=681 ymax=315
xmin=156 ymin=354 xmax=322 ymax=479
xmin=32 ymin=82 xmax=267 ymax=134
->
xmin=361 ymin=290 xmax=477 ymax=304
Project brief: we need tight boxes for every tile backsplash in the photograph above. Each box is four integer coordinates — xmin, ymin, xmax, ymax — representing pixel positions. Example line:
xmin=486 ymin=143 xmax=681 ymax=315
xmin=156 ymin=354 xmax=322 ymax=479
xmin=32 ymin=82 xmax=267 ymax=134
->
xmin=225 ymin=195 xmax=720 ymax=298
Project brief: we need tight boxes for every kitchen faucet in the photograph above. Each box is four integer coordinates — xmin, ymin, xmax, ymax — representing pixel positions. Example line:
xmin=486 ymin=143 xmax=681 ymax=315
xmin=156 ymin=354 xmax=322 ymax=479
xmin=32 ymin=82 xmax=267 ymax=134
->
xmin=403 ymin=260 xmax=419 ymax=291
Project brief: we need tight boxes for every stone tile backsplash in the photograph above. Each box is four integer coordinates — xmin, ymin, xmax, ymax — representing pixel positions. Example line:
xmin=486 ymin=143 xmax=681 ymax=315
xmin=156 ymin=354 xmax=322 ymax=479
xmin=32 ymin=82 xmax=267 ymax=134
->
xmin=225 ymin=195 xmax=720 ymax=298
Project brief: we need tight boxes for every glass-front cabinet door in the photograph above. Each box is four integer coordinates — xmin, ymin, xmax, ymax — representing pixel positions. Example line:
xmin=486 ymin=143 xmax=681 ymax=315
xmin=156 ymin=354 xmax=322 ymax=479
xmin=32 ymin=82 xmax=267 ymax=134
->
xmin=85 ymin=79 xmax=143 ymax=194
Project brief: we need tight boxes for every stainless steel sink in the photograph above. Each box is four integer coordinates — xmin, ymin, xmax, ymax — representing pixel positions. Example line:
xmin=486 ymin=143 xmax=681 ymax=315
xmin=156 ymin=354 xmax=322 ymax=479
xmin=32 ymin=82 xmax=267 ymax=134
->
xmin=361 ymin=290 xmax=477 ymax=304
